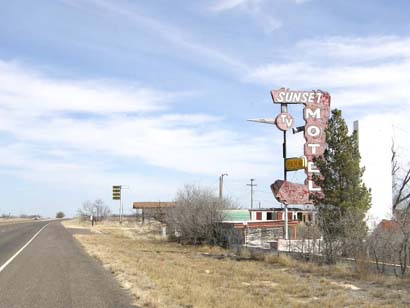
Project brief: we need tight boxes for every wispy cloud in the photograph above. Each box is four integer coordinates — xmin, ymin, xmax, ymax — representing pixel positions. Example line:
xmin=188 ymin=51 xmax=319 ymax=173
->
xmin=210 ymin=0 xmax=282 ymax=33
xmin=211 ymin=0 xmax=262 ymax=12
xmin=248 ymin=36 xmax=410 ymax=108
xmin=63 ymin=0 xmax=248 ymax=74
xmin=0 ymin=60 xmax=280 ymax=191
xmin=0 ymin=60 xmax=174 ymax=115
xmin=296 ymin=36 xmax=410 ymax=62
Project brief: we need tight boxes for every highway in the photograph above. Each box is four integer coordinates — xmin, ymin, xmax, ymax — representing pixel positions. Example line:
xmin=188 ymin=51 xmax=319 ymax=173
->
xmin=0 ymin=220 xmax=135 ymax=308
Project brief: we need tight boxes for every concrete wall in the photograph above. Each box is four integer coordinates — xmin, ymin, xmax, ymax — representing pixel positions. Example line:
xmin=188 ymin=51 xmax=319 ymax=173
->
xmin=274 ymin=239 xmax=322 ymax=254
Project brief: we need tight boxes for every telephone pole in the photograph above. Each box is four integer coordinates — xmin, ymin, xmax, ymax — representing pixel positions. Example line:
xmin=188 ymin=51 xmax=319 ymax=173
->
xmin=219 ymin=173 xmax=228 ymax=200
xmin=247 ymin=179 xmax=257 ymax=209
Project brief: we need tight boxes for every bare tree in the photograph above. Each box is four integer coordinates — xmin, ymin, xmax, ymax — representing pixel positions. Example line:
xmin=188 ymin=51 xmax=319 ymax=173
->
xmin=78 ymin=199 xmax=111 ymax=222
xmin=368 ymin=224 xmax=396 ymax=274
xmin=315 ymin=206 xmax=368 ymax=265
xmin=367 ymin=142 xmax=410 ymax=277
xmin=93 ymin=199 xmax=111 ymax=221
xmin=166 ymin=184 xmax=235 ymax=245
xmin=392 ymin=141 xmax=410 ymax=212
xmin=392 ymin=206 xmax=410 ymax=277
xmin=295 ymin=223 xmax=321 ymax=262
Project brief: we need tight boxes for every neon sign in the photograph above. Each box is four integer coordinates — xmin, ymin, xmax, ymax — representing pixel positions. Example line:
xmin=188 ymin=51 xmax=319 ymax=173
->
xmin=270 ymin=88 xmax=331 ymax=205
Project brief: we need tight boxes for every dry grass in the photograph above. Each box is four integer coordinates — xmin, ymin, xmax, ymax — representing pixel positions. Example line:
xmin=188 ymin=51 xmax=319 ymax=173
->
xmin=63 ymin=220 xmax=410 ymax=308
xmin=0 ymin=218 xmax=33 ymax=225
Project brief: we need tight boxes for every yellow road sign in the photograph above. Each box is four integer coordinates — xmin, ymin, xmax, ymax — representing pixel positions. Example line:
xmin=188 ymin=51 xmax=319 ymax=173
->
xmin=285 ymin=157 xmax=307 ymax=171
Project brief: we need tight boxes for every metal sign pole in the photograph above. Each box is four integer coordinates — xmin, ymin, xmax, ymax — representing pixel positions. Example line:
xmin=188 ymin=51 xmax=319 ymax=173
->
xmin=119 ymin=185 xmax=129 ymax=224
xmin=112 ymin=185 xmax=122 ymax=223
xmin=119 ymin=198 xmax=122 ymax=224
xmin=281 ymin=103 xmax=289 ymax=241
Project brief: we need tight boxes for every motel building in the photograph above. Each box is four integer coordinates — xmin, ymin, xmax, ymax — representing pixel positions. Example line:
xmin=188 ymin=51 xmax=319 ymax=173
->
xmin=222 ymin=206 xmax=316 ymax=248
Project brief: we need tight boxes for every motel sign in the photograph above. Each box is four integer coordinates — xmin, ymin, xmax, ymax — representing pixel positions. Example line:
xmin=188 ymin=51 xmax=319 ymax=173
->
xmin=270 ymin=88 xmax=331 ymax=205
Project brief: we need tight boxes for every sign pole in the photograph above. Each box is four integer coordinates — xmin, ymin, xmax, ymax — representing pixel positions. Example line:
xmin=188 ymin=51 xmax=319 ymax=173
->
xmin=119 ymin=197 xmax=122 ymax=224
xmin=281 ymin=104 xmax=289 ymax=241
xmin=112 ymin=185 xmax=122 ymax=224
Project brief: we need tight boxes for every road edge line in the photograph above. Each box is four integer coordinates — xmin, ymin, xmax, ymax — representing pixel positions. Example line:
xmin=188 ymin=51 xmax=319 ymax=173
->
xmin=0 ymin=223 xmax=50 ymax=273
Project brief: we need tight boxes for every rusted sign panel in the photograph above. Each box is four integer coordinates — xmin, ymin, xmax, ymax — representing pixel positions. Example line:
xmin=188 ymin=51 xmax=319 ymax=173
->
xmin=270 ymin=88 xmax=331 ymax=205
xmin=271 ymin=180 xmax=312 ymax=205
xmin=303 ymin=91 xmax=331 ymax=193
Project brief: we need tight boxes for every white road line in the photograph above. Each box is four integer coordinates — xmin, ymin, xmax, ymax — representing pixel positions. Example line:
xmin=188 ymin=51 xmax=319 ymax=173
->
xmin=0 ymin=223 xmax=49 ymax=273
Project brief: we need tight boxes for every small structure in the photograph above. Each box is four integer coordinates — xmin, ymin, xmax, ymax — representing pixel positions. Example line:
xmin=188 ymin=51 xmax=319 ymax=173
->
xmin=132 ymin=202 xmax=175 ymax=223
xmin=222 ymin=209 xmax=251 ymax=222
xmin=221 ymin=206 xmax=316 ymax=248
xmin=249 ymin=207 xmax=316 ymax=224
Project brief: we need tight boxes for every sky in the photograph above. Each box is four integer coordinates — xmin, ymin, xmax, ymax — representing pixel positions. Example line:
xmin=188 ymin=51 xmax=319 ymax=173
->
xmin=1 ymin=0 xmax=410 ymax=217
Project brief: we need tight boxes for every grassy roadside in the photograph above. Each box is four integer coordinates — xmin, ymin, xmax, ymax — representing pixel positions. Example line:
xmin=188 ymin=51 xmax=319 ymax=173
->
xmin=63 ymin=219 xmax=410 ymax=308
xmin=0 ymin=218 xmax=36 ymax=225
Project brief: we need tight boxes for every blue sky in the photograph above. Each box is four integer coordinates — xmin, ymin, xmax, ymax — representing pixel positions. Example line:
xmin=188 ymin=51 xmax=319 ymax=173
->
xmin=1 ymin=0 xmax=410 ymax=217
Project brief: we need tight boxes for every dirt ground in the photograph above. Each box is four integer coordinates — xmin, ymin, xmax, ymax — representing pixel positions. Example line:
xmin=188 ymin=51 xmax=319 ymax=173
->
xmin=62 ymin=219 xmax=410 ymax=308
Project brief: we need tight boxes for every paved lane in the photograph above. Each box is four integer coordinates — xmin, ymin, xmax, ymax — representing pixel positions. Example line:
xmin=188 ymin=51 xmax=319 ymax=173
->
xmin=0 ymin=220 xmax=49 ymax=267
xmin=0 ymin=221 xmax=135 ymax=308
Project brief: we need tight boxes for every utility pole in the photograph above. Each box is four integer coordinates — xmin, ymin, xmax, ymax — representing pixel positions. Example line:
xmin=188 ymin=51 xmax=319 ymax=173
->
xmin=247 ymin=179 xmax=257 ymax=209
xmin=219 ymin=173 xmax=228 ymax=200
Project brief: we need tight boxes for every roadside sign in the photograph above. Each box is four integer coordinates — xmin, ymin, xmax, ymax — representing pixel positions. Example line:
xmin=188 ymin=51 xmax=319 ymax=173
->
xmin=271 ymin=88 xmax=322 ymax=104
xmin=285 ymin=157 xmax=307 ymax=171
xmin=275 ymin=112 xmax=294 ymax=131
xmin=113 ymin=185 xmax=121 ymax=200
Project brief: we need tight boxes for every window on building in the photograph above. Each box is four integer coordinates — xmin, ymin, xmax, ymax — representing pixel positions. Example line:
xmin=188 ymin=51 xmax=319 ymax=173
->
xmin=266 ymin=212 xmax=273 ymax=220
xmin=256 ymin=212 xmax=262 ymax=220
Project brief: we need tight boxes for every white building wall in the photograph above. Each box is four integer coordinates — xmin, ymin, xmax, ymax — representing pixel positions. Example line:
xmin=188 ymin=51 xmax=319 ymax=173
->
xmin=354 ymin=119 xmax=392 ymax=229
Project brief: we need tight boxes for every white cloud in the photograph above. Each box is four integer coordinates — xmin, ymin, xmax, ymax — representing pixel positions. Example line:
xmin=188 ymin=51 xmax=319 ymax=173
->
xmin=0 ymin=60 xmax=174 ymax=115
xmin=0 ymin=60 xmax=280 ymax=192
xmin=248 ymin=36 xmax=410 ymax=109
xmin=296 ymin=36 xmax=410 ymax=62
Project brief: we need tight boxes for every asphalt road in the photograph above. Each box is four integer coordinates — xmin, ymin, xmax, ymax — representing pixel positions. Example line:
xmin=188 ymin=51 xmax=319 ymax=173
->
xmin=0 ymin=221 xmax=135 ymax=308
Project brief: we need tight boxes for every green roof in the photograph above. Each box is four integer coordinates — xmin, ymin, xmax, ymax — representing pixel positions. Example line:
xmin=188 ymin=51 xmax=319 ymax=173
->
xmin=222 ymin=210 xmax=250 ymax=222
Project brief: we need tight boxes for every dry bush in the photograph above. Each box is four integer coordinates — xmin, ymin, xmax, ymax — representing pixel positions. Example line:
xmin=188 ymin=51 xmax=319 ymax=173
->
xmin=369 ymin=205 xmax=410 ymax=278
xmin=317 ymin=206 xmax=368 ymax=265
xmin=166 ymin=184 xmax=235 ymax=245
